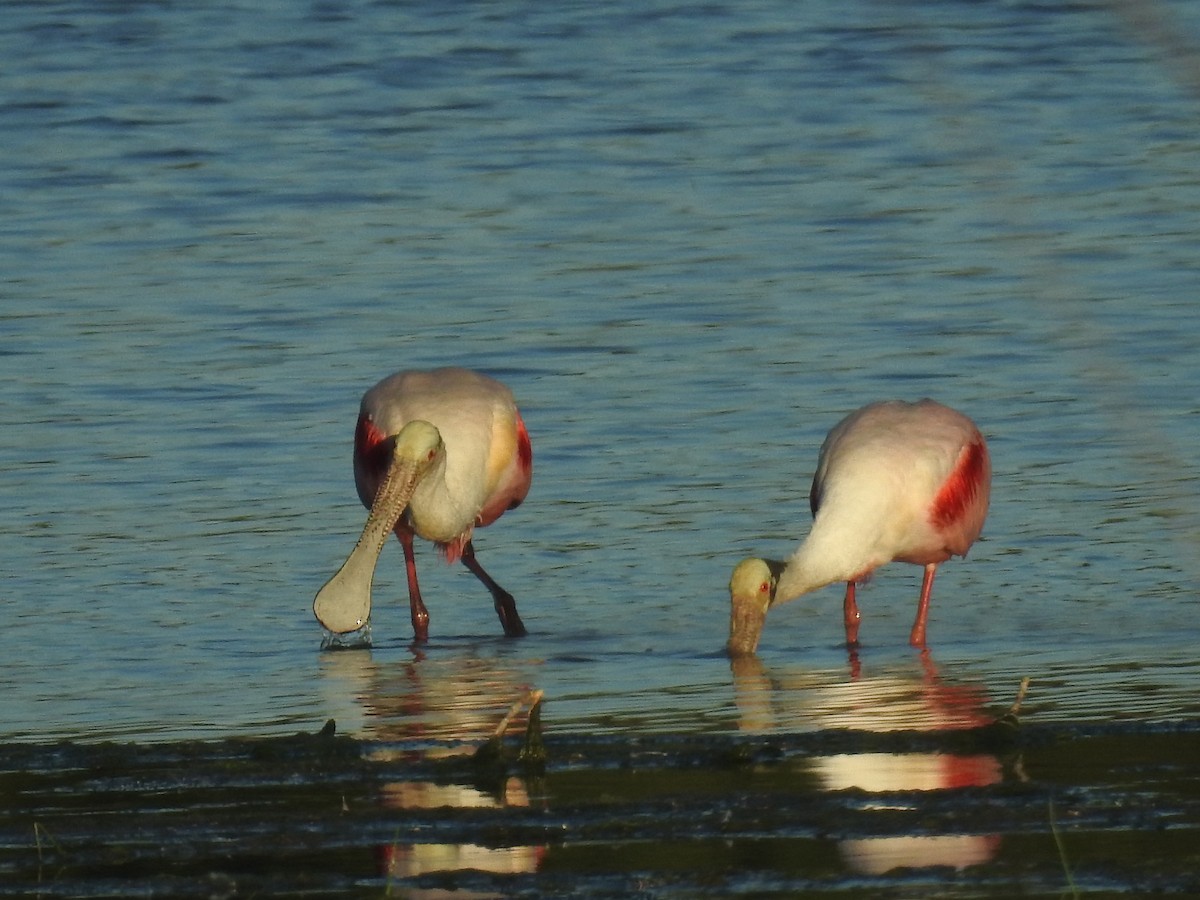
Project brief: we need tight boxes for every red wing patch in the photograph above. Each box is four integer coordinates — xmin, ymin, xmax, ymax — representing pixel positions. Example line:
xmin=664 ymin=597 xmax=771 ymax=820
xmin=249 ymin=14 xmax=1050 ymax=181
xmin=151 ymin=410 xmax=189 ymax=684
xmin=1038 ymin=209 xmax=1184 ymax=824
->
xmin=354 ymin=414 xmax=390 ymax=478
xmin=508 ymin=412 xmax=533 ymax=511
xmin=516 ymin=413 xmax=532 ymax=472
xmin=931 ymin=438 xmax=988 ymax=530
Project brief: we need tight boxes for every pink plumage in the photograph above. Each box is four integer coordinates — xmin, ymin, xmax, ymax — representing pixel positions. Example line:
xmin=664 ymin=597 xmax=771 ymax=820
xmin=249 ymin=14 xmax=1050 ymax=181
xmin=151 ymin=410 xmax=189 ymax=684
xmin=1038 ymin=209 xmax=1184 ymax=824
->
xmin=728 ymin=399 xmax=991 ymax=655
xmin=315 ymin=367 xmax=532 ymax=641
xmin=355 ymin=369 xmax=531 ymax=561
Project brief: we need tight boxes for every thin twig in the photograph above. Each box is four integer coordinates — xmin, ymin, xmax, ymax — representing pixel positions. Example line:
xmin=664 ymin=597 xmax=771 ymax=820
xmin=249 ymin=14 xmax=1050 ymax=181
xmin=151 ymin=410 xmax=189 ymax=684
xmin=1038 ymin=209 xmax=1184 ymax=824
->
xmin=1009 ymin=676 xmax=1030 ymax=717
xmin=33 ymin=822 xmax=65 ymax=863
xmin=492 ymin=689 xmax=544 ymax=739
xmin=1048 ymin=799 xmax=1079 ymax=900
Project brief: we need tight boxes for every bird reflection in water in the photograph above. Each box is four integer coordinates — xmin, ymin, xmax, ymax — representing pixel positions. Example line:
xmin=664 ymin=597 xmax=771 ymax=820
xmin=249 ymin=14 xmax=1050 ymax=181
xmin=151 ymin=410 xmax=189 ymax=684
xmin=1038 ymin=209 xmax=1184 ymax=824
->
xmin=318 ymin=650 xmax=546 ymax=891
xmin=730 ymin=649 xmax=1007 ymax=875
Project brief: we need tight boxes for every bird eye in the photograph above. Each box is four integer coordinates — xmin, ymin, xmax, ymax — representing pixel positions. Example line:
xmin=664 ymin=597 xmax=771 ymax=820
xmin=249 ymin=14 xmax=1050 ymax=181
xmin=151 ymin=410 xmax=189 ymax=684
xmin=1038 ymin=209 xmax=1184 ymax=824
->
xmin=760 ymin=581 xmax=770 ymax=593
xmin=427 ymin=449 xmax=436 ymax=461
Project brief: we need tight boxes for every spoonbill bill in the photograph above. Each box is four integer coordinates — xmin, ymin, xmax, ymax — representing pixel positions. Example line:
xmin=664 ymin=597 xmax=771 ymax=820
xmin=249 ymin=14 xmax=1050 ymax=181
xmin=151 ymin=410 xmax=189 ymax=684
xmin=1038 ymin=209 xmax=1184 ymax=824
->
xmin=728 ymin=399 xmax=990 ymax=655
xmin=314 ymin=367 xmax=532 ymax=641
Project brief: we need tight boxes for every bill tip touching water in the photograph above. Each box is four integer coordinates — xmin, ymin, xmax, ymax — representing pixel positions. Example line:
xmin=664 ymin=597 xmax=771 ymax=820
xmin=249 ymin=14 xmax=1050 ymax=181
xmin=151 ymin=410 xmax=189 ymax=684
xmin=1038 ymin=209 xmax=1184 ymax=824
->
xmin=314 ymin=367 xmax=533 ymax=643
xmin=727 ymin=557 xmax=783 ymax=656
xmin=728 ymin=399 xmax=991 ymax=657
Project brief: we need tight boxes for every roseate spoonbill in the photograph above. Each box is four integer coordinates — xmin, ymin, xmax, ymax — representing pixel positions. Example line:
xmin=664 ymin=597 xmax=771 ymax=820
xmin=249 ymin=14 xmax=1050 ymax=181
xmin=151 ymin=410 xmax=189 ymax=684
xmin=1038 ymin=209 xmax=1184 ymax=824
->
xmin=314 ymin=367 xmax=532 ymax=641
xmin=728 ymin=399 xmax=990 ymax=655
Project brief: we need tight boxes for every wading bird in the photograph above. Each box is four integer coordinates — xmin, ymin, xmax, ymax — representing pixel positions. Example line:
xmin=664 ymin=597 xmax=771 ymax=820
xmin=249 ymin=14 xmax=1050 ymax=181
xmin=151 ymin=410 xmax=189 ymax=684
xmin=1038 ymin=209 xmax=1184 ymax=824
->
xmin=314 ymin=367 xmax=532 ymax=641
xmin=728 ymin=399 xmax=990 ymax=655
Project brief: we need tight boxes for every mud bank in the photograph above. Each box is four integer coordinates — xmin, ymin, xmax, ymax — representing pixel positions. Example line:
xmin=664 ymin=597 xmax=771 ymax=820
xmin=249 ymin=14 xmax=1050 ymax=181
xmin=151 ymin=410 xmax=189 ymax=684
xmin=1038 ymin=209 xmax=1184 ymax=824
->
xmin=2 ymin=713 xmax=1198 ymax=898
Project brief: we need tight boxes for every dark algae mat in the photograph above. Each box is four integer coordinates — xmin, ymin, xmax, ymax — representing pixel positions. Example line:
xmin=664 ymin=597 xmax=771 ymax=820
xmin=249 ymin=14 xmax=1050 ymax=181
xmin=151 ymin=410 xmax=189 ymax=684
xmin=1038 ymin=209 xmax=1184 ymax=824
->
xmin=3 ymin=691 xmax=1199 ymax=898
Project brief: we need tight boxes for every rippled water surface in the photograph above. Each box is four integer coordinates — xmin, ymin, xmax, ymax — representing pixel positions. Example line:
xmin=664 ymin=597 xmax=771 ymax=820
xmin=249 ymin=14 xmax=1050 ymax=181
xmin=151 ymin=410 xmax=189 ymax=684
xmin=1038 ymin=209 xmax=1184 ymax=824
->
xmin=2 ymin=0 xmax=1198 ymax=771
xmin=4 ymin=2 xmax=1200 ymax=896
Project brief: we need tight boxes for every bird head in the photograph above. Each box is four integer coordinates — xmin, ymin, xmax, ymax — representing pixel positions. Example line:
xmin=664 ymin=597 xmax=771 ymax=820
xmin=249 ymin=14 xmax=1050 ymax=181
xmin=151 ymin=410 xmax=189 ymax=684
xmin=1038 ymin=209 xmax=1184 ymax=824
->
xmin=727 ymin=557 xmax=783 ymax=656
xmin=390 ymin=419 xmax=445 ymax=477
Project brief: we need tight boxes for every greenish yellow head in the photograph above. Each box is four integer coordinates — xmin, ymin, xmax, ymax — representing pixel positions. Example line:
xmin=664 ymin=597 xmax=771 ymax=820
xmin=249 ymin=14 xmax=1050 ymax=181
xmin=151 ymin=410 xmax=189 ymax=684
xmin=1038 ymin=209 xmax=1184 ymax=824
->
xmin=727 ymin=557 xmax=778 ymax=656
xmin=392 ymin=419 xmax=444 ymax=471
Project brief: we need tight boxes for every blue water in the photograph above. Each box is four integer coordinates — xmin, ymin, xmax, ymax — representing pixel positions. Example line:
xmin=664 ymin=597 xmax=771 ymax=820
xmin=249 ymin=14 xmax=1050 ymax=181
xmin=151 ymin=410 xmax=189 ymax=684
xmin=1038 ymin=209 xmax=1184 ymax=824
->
xmin=2 ymin=0 xmax=1198 ymax=744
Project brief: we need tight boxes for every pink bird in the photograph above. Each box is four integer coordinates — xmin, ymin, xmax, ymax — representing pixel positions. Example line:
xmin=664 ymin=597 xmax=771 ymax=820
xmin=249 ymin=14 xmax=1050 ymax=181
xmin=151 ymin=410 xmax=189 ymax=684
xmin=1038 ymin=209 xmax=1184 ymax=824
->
xmin=728 ymin=399 xmax=990 ymax=655
xmin=314 ymin=367 xmax=533 ymax=641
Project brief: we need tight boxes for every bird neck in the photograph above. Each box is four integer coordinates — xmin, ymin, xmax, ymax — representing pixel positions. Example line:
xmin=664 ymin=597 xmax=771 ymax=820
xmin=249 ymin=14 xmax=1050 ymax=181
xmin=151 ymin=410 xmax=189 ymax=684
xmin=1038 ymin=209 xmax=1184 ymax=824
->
xmin=407 ymin=456 xmax=477 ymax=544
xmin=774 ymin=541 xmax=846 ymax=604
xmin=774 ymin=501 xmax=892 ymax=604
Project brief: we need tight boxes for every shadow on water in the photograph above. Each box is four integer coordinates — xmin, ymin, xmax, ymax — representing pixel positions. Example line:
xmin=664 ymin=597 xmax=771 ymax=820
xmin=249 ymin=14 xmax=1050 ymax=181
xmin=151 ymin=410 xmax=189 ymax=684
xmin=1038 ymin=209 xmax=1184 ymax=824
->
xmin=2 ymin=644 xmax=1198 ymax=898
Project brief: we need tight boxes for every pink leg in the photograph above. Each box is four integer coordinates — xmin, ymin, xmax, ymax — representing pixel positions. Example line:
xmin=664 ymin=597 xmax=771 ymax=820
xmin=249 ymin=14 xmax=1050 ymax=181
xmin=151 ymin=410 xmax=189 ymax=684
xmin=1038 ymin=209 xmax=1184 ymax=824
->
xmin=910 ymin=563 xmax=938 ymax=647
xmin=461 ymin=540 xmax=526 ymax=638
xmin=843 ymin=581 xmax=861 ymax=647
xmin=396 ymin=528 xmax=430 ymax=642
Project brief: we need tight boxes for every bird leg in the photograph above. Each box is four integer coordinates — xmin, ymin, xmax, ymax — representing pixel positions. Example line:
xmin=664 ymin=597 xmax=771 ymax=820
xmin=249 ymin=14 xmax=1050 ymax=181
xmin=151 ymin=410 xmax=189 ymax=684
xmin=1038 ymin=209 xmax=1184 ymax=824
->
xmin=909 ymin=563 xmax=938 ymax=647
xmin=397 ymin=528 xmax=430 ymax=642
xmin=843 ymin=581 xmax=861 ymax=647
xmin=461 ymin=540 xmax=527 ymax=638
